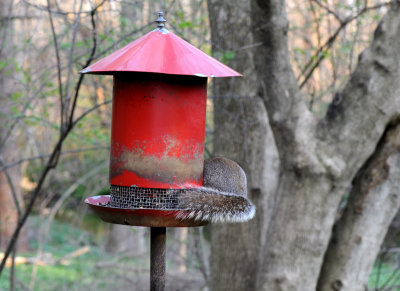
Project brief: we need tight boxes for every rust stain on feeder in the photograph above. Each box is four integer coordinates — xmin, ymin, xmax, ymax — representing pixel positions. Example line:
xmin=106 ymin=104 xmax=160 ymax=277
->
xmin=110 ymin=134 xmax=204 ymax=185
xmin=109 ymin=74 xmax=207 ymax=188
xmin=112 ymin=148 xmax=203 ymax=185
xmin=81 ymin=13 xmax=241 ymax=227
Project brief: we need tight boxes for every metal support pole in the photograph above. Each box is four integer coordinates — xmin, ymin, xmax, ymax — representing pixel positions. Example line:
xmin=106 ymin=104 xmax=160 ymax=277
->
xmin=150 ymin=227 xmax=166 ymax=291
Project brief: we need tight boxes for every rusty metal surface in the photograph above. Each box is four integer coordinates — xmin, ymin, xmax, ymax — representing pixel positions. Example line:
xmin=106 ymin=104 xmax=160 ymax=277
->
xmin=85 ymin=195 xmax=208 ymax=227
xmin=150 ymin=227 xmax=166 ymax=291
xmin=80 ymin=29 xmax=241 ymax=77
xmin=110 ymin=73 xmax=207 ymax=188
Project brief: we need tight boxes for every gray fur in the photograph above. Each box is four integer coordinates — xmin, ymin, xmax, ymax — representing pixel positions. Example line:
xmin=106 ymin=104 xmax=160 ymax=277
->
xmin=175 ymin=157 xmax=255 ymax=223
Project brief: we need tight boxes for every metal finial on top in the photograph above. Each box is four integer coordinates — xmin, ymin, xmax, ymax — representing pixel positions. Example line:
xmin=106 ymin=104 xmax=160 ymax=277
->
xmin=156 ymin=11 xmax=167 ymax=29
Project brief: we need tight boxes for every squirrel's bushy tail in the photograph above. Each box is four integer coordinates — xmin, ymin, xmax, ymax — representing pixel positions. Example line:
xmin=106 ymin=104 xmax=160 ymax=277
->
xmin=176 ymin=187 xmax=255 ymax=223
xmin=174 ymin=157 xmax=255 ymax=223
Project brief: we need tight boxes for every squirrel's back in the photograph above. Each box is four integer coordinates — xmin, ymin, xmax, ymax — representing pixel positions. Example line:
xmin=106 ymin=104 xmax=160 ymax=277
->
xmin=176 ymin=157 xmax=255 ymax=223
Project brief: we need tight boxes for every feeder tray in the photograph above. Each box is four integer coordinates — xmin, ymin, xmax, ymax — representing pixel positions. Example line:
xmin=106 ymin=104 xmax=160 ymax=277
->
xmin=82 ymin=12 xmax=243 ymax=228
xmin=85 ymin=189 xmax=208 ymax=227
xmin=85 ymin=195 xmax=208 ymax=227
xmin=82 ymin=12 xmax=249 ymax=290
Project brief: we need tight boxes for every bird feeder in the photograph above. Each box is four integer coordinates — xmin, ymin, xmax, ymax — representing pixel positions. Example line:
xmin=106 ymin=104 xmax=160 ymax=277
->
xmin=84 ymin=12 xmax=242 ymax=227
xmin=82 ymin=12 xmax=252 ymax=290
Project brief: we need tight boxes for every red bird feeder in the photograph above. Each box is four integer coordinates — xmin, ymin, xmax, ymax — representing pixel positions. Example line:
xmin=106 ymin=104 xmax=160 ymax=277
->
xmin=83 ymin=12 xmax=254 ymax=290
xmin=83 ymin=12 xmax=247 ymax=227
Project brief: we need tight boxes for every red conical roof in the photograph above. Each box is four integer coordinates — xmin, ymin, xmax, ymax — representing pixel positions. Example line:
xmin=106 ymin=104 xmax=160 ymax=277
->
xmin=80 ymin=29 xmax=241 ymax=77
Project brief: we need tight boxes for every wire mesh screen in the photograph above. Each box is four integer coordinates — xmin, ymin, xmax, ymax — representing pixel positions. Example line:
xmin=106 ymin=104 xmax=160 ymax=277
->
xmin=110 ymin=185 xmax=183 ymax=209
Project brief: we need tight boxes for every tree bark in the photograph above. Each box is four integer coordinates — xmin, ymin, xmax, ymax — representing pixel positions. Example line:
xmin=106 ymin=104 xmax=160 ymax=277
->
xmin=253 ymin=2 xmax=400 ymax=290
xmin=317 ymin=121 xmax=400 ymax=291
xmin=105 ymin=225 xmax=146 ymax=255
xmin=209 ymin=0 xmax=400 ymax=290
xmin=0 ymin=0 xmax=27 ymax=252
xmin=207 ymin=1 xmax=279 ymax=290
xmin=251 ymin=1 xmax=338 ymax=289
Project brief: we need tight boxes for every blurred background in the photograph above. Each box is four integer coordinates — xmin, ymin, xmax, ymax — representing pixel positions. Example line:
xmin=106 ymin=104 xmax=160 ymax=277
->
xmin=0 ymin=0 xmax=399 ymax=290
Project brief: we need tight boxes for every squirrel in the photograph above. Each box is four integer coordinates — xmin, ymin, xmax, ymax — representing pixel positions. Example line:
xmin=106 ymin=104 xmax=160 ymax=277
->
xmin=176 ymin=157 xmax=256 ymax=223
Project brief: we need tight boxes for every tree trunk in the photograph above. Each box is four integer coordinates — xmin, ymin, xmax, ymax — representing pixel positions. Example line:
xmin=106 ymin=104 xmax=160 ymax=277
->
xmin=208 ymin=0 xmax=400 ymax=290
xmin=177 ymin=228 xmax=188 ymax=273
xmin=317 ymin=121 xmax=400 ymax=291
xmin=0 ymin=0 xmax=27 ymax=252
xmin=207 ymin=0 xmax=279 ymax=290
xmin=0 ymin=173 xmax=20 ymax=250
xmin=254 ymin=1 xmax=400 ymax=290
xmin=105 ymin=225 xmax=146 ymax=255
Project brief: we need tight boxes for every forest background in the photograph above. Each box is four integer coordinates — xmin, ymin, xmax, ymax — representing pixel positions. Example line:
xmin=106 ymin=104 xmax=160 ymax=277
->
xmin=1 ymin=0 xmax=400 ymax=290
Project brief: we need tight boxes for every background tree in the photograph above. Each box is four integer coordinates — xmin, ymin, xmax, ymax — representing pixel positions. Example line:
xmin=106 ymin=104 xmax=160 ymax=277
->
xmin=207 ymin=0 xmax=279 ymax=290
xmin=0 ymin=0 xmax=28 ymax=252
xmin=0 ymin=0 xmax=399 ymax=290
xmin=208 ymin=0 xmax=400 ymax=290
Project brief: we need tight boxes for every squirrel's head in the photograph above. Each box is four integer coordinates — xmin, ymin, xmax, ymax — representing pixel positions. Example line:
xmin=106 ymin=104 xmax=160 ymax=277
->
xmin=203 ymin=157 xmax=247 ymax=196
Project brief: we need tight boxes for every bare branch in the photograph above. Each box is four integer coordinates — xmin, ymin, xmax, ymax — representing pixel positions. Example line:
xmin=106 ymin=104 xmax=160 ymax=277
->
xmin=92 ymin=23 xmax=152 ymax=60
xmin=311 ymin=0 xmax=343 ymax=23
xmin=68 ymin=6 xmax=101 ymax=126
xmin=299 ymin=1 xmax=392 ymax=88
xmin=318 ymin=120 xmax=400 ymax=290
xmin=46 ymin=0 xmax=64 ymax=130
xmin=22 ymin=0 xmax=108 ymax=16
xmin=10 ymin=244 xmax=17 ymax=291
xmin=0 ymin=157 xmax=21 ymax=217
xmin=0 ymin=146 xmax=109 ymax=172
xmin=252 ymin=0 xmax=316 ymax=168
xmin=193 ymin=228 xmax=210 ymax=281
xmin=0 ymin=2 xmax=101 ymax=275
xmin=42 ymin=161 xmax=107 ymax=250
xmin=0 ymin=136 xmax=60 ymax=274
xmin=0 ymin=0 xmax=13 ymax=57
xmin=316 ymin=2 xmax=400 ymax=178
xmin=64 ymin=0 xmax=85 ymax=126
xmin=72 ymin=99 xmax=111 ymax=127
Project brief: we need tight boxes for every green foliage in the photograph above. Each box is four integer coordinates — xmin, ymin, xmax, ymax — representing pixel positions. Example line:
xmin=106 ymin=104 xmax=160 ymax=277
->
xmin=71 ymin=184 xmax=86 ymax=199
xmin=212 ymin=50 xmax=236 ymax=65
xmin=221 ymin=51 xmax=235 ymax=64
xmin=0 ymin=216 xmax=136 ymax=291
xmin=368 ymin=262 xmax=400 ymax=288
xmin=96 ymin=186 xmax=110 ymax=196
xmin=0 ymin=61 xmax=8 ymax=71
xmin=178 ymin=21 xmax=192 ymax=29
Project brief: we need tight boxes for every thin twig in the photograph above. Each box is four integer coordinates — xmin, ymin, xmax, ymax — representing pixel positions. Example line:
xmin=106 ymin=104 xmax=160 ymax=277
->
xmin=10 ymin=242 xmax=17 ymax=291
xmin=0 ymin=2 xmax=100 ymax=276
xmin=379 ymin=268 xmax=400 ymax=289
xmin=193 ymin=228 xmax=209 ymax=282
xmin=67 ymin=0 xmax=107 ymax=127
xmin=22 ymin=0 xmax=106 ymax=16
xmin=0 ymin=157 xmax=21 ymax=216
xmin=298 ymin=1 xmax=392 ymax=88
xmin=64 ymin=0 xmax=85 ymax=126
xmin=69 ymin=6 xmax=102 ymax=126
xmin=0 ymin=0 xmax=14 ymax=57
xmin=0 ymin=130 xmax=65 ymax=275
xmin=30 ymin=162 xmax=106 ymax=289
xmin=44 ymin=161 xmax=107 ymax=239
xmin=46 ymin=0 xmax=65 ymax=131
xmin=91 ymin=23 xmax=152 ymax=61
xmin=312 ymin=0 xmax=343 ymax=23
xmin=375 ymin=250 xmax=388 ymax=290
xmin=72 ymin=99 xmax=111 ymax=127
xmin=15 ymin=278 xmax=30 ymax=291
xmin=0 ymin=146 xmax=108 ymax=172
xmin=299 ymin=23 xmax=342 ymax=88
xmin=0 ymin=102 xmax=30 ymax=153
